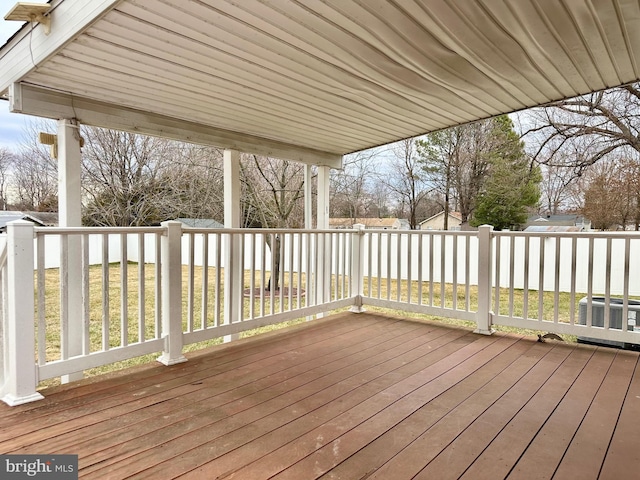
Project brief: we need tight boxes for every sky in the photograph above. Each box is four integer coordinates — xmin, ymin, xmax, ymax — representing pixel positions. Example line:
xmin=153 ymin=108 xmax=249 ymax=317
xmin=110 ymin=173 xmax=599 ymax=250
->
xmin=0 ymin=0 xmax=38 ymax=153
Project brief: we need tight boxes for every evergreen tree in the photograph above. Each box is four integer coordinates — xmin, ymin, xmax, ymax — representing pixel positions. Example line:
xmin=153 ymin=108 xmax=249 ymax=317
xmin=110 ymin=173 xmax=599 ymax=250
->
xmin=472 ymin=116 xmax=541 ymax=230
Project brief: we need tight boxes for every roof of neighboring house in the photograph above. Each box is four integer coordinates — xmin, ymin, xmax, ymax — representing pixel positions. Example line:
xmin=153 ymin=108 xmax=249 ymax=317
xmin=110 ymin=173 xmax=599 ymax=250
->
xmin=0 ymin=211 xmax=58 ymax=230
xmin=524 ymin=225 xmax=582 ymax=232
xmin=526 ymin=214 xmax=590 ymax=227
xmin=419 ymin=211 xmax=462 ymax=225
xmin=177 ymin=218 xmax=224 ymax=229
xmin=329 ymin=218 xmax=400 ymax=228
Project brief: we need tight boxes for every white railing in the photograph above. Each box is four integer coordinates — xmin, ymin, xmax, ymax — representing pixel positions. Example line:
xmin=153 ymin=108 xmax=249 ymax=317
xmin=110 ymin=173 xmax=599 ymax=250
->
xmin=492 ymin=230 xmax=640 ymax=345
xmin=3 ymin=221 xmax=640 ymax=406
xmin=358 ymin=229 xmax=479 ymax=323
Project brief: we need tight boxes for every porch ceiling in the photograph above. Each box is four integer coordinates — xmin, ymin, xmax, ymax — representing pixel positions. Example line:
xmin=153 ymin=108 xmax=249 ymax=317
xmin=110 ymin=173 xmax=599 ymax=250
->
xmin=1 ymin=0 xmax=640 ymax=166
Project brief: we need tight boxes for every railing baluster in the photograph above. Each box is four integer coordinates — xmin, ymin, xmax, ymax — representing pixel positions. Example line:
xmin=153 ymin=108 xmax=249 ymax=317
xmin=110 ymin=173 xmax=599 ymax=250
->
xmin=587 ymin=237 xmax=594 ymax=327
xmin=249 ymin=233 xmax=256 ymax=320
xmin=60 ymin=233 xmax=69 ymax=360
xmin=538 ymin=234 xmax=544 ymax=322
xmin=452 ymin=233 xmax=458 ymax=311
xmin=523 ymin=235 xmax=529 ymax=320
xmin=102 ymin=234 xmax=110 ymax=350
xmin=138 ymin=233 xmax=146 ymax=342
xmin=508 ymin=235 xmax=515 ymax=318
xmin=215 ymin=232 xmax=222 ymax=327
xmin=440 ymin=232 xmax=446 ymax=308
xmin=82 ymin=234 xmax=90 ymax=355
xmin=494 ymin=235 xmax=501 ymax=316
xmin=428 ymin=233 xmax=434 ymax=306
xmin=604 ymin=237 xmax=612 ymax=330
xmin=569 ymin=236 xmax=577 ymax=325
xmin=623 ymin=238 xmax=630 ymax=332
xmin=120 ymin=233 xmax=128 ymax=347
xmin=201 ymin=232 xmax=209 ymax=329
xmin=37 ymin=234 xmax=46 ymax=365
xmin=465 ymin=235 xmax=471 ymax=312
xmin=554 ymin=237 xmax=561 ymax=324
xmin=187 ymin=232 xmax=195 ymax=333
xmin=417 ymin=233 xmax=423 ymax=306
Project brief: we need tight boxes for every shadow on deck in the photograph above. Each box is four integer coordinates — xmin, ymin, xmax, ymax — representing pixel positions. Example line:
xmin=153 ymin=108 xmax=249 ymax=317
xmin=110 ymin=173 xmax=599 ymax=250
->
xmin=1 ymin=312 xmax=639 ymax=479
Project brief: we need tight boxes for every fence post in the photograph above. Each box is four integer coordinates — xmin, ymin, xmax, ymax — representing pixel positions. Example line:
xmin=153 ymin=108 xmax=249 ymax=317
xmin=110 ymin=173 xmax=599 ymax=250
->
xmin=475 ymin=225 xmax=494 ymax=335
xmin=350 ymin=224 xmax=366 ymax=313
xmin=158 ymin=221 xmax=187 ymax=366
xmin=2 ymin=220 xmax=43 ymax=406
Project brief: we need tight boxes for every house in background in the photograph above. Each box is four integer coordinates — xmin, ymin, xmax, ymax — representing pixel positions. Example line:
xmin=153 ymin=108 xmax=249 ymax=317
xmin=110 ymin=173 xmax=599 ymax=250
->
xmin=0 ymin=211 xmax=58 ymax=232
xmin=419 ymin=211 xmax=463 ymax=231
xmin=523 ymin=214 xmax=591 ymax=232
xmin=329 ymin=217 xmax=406 ymax=230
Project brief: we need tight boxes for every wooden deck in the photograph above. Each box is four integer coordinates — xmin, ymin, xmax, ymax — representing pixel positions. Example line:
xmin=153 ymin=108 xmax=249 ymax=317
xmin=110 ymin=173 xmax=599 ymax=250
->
xmin=1 ymin=312 xmax=640 ymax=479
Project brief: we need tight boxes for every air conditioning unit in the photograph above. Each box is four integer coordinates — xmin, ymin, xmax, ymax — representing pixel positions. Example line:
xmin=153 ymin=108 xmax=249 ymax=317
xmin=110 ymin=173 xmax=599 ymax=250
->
xmin=578 ymin=297 xmax=640 ymax=350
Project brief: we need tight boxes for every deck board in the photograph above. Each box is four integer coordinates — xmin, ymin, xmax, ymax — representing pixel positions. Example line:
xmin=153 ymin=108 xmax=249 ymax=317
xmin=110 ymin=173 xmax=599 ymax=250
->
xmin=1 ymin=312 xmax=639 ymax=479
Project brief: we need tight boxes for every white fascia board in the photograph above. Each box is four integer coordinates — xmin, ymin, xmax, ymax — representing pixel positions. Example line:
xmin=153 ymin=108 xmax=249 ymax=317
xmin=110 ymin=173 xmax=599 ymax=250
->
xmin=10 ymin=83 xmax=343 ymax=168
xmin=0 ymin=0 xmax=123 ymax=95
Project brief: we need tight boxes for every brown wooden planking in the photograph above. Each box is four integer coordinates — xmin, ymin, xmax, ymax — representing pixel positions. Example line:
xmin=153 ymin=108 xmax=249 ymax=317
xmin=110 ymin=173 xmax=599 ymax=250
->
xmin=270 ymin=335 xmax=520 ymax=480
xmin=0 ymin=313 xmax=638 ymax=480
xmin=506 ymin=346 xmax=616 ymax=480
xmin=319 ymin=337 xmax=545 ymax=480
xmin=455 ymin=346 xmax=598 ymax=480
xmin=165 ymin=330 xmax=477 ymax=480
xmin=554 ymin=349 xmax=638 ymax=479
xmin=599 ymin=351 xmax=640 ymax=479
xmin=56 ymin=319 xmax=444 ymax=470
xmin=90 ymin=325 xmax=476 ymax=478
xmin=403 ymin=344 xmax=577 ymax=480
xmin=0 ymin=313 xmax=357 ymax=420
xmin=3 ymin=314 xmax=419 ymax=452
xmin=1 ymin=313 xmax=407 ymax=443
xmin=0 ymin=313 xmax=390 ymax=425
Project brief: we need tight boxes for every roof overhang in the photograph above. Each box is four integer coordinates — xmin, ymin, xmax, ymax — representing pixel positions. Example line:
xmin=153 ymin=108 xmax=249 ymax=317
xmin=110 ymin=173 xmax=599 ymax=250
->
xmin=1 ymin=0 xmax=640 ymax=168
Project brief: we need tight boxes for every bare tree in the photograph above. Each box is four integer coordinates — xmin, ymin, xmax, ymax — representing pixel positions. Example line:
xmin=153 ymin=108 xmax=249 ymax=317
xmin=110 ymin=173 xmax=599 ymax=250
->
xmin=240 ymin=155 xmax=306 ymax=291
xmin=12 ymin=120 xmax=58 ymax=211
xmin=580 ymin=158 xmax=640 ymax=230
xmin=330 ymin=149 xmax=380 ymax=220
xmin=0 ymin=148 xmax=15 ymax=210
xmin=81 ymin=128 xmax=178 ymax=226
xmin=384 ymin=139 xmax=430 ymax=229
xmin=523 ymin=84 xmax=640 ymax=175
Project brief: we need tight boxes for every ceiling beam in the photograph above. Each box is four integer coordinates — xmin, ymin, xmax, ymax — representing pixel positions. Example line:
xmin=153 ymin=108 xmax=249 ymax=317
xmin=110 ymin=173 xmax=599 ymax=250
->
xmin=8 ymin=83 xmax=343 ymax=168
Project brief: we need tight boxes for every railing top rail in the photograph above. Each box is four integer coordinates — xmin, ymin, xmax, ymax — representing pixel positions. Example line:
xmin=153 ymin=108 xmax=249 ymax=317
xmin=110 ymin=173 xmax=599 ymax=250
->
xmin=34 ymin=226 xmax=165 ymax=235
xmin=494 ymin=230 xmax=640 ymax=239
xmin=360 ymin=228 xmax=477 ymax=236
xmin=182 ymin=227 xmax=354 ymax=235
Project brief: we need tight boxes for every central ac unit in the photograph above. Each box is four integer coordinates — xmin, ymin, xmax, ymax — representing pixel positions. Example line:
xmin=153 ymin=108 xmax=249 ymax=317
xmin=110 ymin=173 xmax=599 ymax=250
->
xmin=577 ymin=297 xmax=640 ymax=350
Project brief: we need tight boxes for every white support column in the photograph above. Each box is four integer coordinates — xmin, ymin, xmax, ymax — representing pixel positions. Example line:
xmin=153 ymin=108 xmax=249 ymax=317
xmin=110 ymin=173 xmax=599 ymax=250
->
xmin=349 ymin=223 xmax=366 ymax=313
xmin=158 ymin=221 xmax=187 ymax=365
xmin=2 ymin=220 xmax=44 ymax=406
xmin=475 ymin=225 xmax=494 ymax=335
xmin=304 ymin=165 xmax=314 ymax=320
xmin=317 ymin=166 xmax=330 ymax=230
xmin=57 ymin=119 xmax=83 ymax=383
xmin=317 ymin=166 xmax=331 ymax=316
xmin=224 ymin=149 xmax=242 ymax=341
xmin=304 ymin=164 xmax=313 ymax=230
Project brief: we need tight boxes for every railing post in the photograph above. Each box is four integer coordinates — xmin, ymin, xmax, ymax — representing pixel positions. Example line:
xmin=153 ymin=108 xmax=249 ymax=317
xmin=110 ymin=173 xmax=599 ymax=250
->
xmin=475 ymin=224 xmax=494 ymax=335
xmin=2 ymin=220 xmax=43 ymax=405
xmin=350 ymin=224 xmax=366 ymax=313
xmin=157 ymin=221 xmax=187 ymax=366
